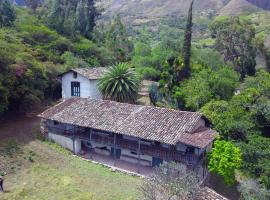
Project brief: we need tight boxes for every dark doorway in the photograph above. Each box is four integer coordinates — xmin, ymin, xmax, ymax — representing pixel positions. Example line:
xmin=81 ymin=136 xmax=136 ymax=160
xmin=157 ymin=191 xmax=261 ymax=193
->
xmin=152 ymin=157 xmax=163 ymax=167
xmin=111 ymin=148 xmax=121 ymax=159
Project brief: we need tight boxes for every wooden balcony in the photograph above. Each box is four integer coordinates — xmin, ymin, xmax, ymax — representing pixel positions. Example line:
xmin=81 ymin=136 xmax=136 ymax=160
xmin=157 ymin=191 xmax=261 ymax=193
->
xmin=48 ymin=126 xmax=202 ymax=165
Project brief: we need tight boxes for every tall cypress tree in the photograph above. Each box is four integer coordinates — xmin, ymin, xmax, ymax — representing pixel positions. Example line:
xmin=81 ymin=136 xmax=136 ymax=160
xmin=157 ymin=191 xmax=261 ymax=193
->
xmin=182 ymin=0 xmax=193 ymax=79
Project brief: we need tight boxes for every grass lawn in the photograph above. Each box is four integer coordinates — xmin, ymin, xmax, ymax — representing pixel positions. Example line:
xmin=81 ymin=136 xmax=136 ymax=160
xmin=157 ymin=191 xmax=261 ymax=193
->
xmin=0 ymin=138 xmax=142 ymax=200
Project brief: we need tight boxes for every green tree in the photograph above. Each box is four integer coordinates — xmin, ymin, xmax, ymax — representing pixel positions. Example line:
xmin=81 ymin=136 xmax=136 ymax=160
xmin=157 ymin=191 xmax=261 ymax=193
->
xmin=201 ymin=98 xmax=256 ymax=140
xmin=105 ymin=16 xmax=133 ymax=62
xmin=210 ymin=17 xmax=256 ymax=80
xmin=239 ymin=135 xmax=270 ymax=189
xmin=173 ymin=67 xmax=238 ymax=111
xmin=98 ymin=63 xmax=140 ymax=103
xmin=0 ymin=0 xmax=16 ymax=28
xmin=46 ymin=0 xmax=99 ymax=38
xmin=208 ymin=140 xmax=242 ymax=185
xmin=181 ymin=0 xmax=193 ymax=80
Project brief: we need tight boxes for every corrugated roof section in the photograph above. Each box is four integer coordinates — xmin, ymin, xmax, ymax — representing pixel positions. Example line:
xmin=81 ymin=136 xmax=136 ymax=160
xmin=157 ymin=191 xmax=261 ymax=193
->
xmin=38 ymin=98 xmax=217 ymax=148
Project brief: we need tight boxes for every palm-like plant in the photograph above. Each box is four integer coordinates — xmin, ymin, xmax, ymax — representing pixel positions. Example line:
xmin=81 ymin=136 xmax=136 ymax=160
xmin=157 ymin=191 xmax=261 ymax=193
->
xmin=98 ymin=63 xmax=141 ymax=103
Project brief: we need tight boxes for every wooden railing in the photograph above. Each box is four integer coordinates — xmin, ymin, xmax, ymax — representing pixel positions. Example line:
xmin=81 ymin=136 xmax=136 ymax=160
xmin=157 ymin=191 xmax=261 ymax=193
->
xmin=48 ymin=126 xmax=202 ymax=164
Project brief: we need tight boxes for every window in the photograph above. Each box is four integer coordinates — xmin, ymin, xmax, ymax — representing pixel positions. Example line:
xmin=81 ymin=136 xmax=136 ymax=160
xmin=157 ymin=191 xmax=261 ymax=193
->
xmin=186 ymin=146 xmax=195 ymax=154
xmin=73 ymin=72 xmax=77 ymax=79
xmin=71 ymin=82 xmax=80 ymax=97
xmin=53 ymin=121 xmax=59 ymax=125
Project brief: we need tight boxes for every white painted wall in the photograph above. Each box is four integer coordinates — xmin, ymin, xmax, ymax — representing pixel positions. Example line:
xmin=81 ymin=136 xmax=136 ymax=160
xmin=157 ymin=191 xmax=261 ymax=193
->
xmin=61 ymin=72 xmax=102 ymax=99
xmin=48 ymin=132 xmax=81 ymax=154
xmin=85 ymin=141 xmax=153 ymax=166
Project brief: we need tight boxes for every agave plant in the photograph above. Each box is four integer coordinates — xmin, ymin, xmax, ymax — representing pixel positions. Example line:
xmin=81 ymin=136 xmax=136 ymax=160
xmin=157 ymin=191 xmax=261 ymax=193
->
xmin=98 ymin=63 xmax=141 ymax=103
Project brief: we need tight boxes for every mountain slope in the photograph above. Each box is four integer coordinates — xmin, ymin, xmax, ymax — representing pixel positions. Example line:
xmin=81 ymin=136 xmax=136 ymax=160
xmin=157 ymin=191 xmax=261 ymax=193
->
xmin=220 ymin=0 xmax=261 ymax=15
xmin=247 ymin=0 xmax=270 ymax=10
xmin=99 ymin=0 xmax=269 ymax=26
xmin=99 ymin=0 xmax=229 ymax=25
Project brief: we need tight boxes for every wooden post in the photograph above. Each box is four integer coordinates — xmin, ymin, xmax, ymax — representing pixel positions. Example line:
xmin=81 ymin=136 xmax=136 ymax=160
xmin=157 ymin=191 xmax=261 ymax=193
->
xmin=113 ymin=133 xmax=117 ymax=166
xmin=89 ymin=128 xmax=93 ymax=159
xmin=0 ymin=176 xmax=4 ymax=192
xmin=73 ymin=126 xmax=75 ymax=154
xmin=137 ymin=139 xmax=141 ymax=173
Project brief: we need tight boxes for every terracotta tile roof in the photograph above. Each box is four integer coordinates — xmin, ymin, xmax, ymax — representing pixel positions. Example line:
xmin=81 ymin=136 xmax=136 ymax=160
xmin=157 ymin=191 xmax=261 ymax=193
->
xmin=59 ymin=68 xmax=108 ymax=80
xmin=38 ymin=98 xmax=217 ymax=148
xmin=180 ymin=128 xmax=217 ymax=148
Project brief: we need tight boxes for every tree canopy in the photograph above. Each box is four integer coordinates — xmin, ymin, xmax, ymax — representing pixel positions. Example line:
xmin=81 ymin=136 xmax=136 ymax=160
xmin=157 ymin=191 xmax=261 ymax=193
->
xmin=210 ymin=17 xmax=256 ymax=80
xmin=0 ymin=0 xmax=16 ymax=28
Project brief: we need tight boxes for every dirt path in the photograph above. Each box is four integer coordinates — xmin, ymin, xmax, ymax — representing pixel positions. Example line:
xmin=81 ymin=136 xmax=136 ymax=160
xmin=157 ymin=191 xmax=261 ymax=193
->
xmin=0 ymin=111 xmax=41 ymax=141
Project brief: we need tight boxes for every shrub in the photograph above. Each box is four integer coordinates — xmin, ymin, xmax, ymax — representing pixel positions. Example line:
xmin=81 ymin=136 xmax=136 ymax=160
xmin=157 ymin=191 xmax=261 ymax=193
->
xmin=137 ymin=67 xmax=161 ymax=81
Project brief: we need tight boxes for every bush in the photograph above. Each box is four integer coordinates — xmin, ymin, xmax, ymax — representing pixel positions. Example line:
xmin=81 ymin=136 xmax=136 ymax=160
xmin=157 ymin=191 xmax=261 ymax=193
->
xmin=137 ymin=67 xmax=161 ymax=81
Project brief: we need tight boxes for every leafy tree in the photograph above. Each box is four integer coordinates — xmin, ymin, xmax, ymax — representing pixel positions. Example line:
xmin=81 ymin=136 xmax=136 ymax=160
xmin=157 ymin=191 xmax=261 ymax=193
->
xmin=74 ymin=0 xmax=99 ymax=38
xmin=98 ymin=63 xmax=140 ymax=103
xmin=192 ymin=48 xmax=225 ymax=70
xmin=0 ymin=0 xmax=16 ymax=28
xmin=239 ymin=135 xmax=270 ymax=189
xmin=210 ymin=17 xmax=256 ymax=80
xmin=140 ymin=162 xmax=202 ymax=200
xmin=181 ymin=0 xmax=193 ymax=80
xmin=201 ymin=98 xmax=256 ymax=140
xmin=174 ymin=67 xmax=238 ymax=111
xmin=46 ymin=0 xmax=100 ymax=38
xmin=208 ymin=140 xmax=242 ymax=185
xmin=105 ymin=16 xmax=133 ymax=62
xmin=201 ymin=71 xmax=270 ymax=140
xmin=173 ymin=69 xmax=213 ymax=111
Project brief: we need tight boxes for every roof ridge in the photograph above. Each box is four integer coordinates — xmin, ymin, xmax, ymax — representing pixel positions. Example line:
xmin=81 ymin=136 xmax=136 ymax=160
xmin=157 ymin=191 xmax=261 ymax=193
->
xmin=86 ymin=97 xmax=202 ymax=115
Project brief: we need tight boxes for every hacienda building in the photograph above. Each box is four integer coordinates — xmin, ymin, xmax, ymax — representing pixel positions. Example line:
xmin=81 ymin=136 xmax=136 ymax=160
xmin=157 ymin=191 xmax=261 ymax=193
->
xmin=39 ymin=97 xmax=217 ymax=171
xmin=38 ymin=67 xmax=218 ymax=178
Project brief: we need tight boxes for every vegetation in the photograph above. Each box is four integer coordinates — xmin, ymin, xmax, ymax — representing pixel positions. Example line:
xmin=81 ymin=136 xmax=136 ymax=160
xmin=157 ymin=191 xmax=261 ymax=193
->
xmin=238 ymin=179 xmax=270 ymax=200
xmin=44 ymin=0 xmax=100 ymax=38
xmin=140 ymin=162 xmax=201 ymax=200
xmin=210 ymin=17 xmax=256 ymax=80
xmin=1 ymin=0 xmax=270 ymax=198
xmin=181 ymin=0 xmax=193 ymax=80
xmin=98 ymin=63 xmax=140 ymax=103
xmin=239 ymin=135 xmax=270 ymax=188
xmin=0 ymin=5 xmax=118 ymax=115
xmin=0 ymin=0 xmax=16 ymax=28
xmin=208 ymin=140 xmax=242 ymax=185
